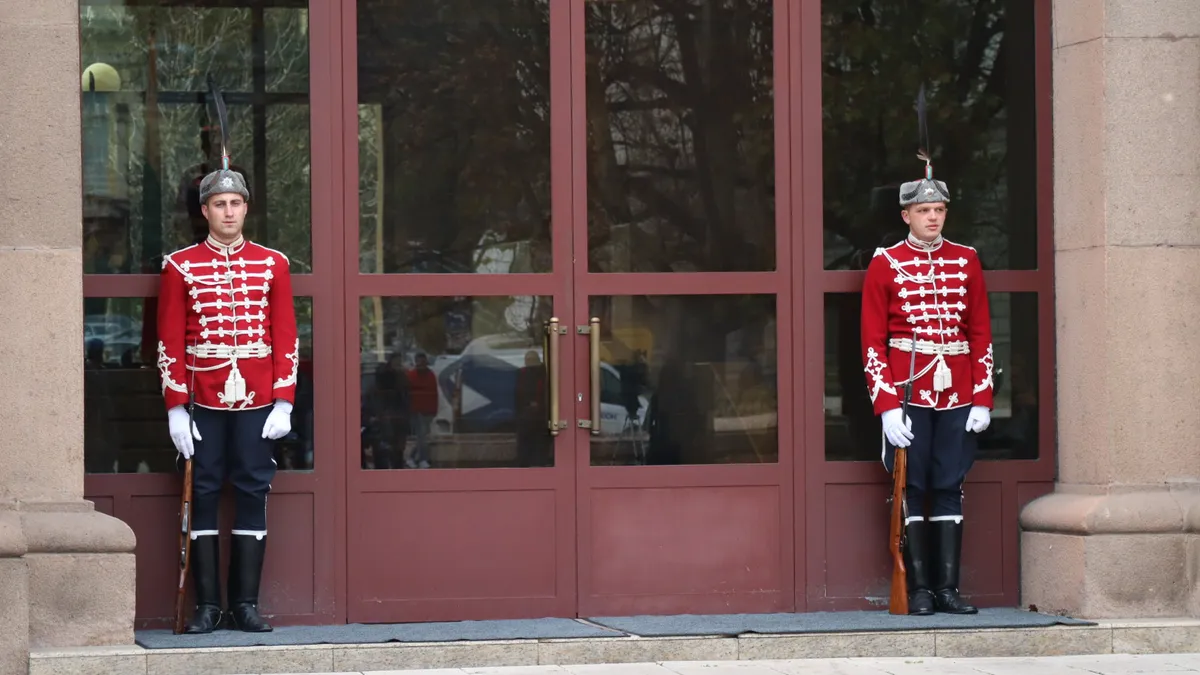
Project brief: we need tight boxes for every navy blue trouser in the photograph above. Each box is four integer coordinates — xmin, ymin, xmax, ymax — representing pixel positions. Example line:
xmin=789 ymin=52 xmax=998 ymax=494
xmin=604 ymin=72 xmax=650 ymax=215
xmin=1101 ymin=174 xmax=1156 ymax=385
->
xmin=189 ymin=406 xmax=276 ymax=534
xmin=882 ymin=405 xmax=976 ymax=520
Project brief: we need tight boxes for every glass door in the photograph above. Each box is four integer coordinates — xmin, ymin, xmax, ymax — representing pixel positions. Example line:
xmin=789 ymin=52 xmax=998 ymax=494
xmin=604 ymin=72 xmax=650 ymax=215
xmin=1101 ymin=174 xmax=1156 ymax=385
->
xmin=341 ymin=0 xmax=801 ymax=622
xmin=343 ymin=0 xmax=579 ymax=622
xmin=570 ymin=0 xmax=798 ymax=616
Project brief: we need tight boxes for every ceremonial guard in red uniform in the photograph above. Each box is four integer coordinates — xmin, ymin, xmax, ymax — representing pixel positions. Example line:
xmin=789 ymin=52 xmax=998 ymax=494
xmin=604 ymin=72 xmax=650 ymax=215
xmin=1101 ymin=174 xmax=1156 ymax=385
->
xmin=157 ymin=89 xmax=297 ymax=633
xmin=860 ymin=135 xmax=994 ymax=615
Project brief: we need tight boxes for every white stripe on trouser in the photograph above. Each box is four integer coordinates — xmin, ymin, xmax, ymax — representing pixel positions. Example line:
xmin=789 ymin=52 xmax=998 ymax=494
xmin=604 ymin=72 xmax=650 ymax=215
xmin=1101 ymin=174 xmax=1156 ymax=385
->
xmin=929 ymin=515 xmax=963 ymax=523
xmin=905 ymin=516 xmax=925 ymax=524
xmin=232 ymin=529 xmax=268 ymax=540
xmin=190 ymin=529 xmax=219 ymax=540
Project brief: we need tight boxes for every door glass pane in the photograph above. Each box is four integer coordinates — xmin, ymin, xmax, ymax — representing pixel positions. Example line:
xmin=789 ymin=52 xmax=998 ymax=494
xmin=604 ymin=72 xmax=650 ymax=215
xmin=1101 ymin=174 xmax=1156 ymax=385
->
xmin=83 ymin=296 xmax=315 ymax=473
xmin=79 ymin=3 xmax=313 ymax=274
xmin=821 ymin=1 xmax=1038 ymax=270
xmin=585 ymin=0 xmax=776 ymax=273
xmin=357 ymin=1 xmax=552 ymax=274
xmin=824 ymin=292 xmax=1038 ymax=461
xmin=360 ymin=296 xmax=555 ymax=469
xmin=589 ymin=295 xmax=777 ymax=466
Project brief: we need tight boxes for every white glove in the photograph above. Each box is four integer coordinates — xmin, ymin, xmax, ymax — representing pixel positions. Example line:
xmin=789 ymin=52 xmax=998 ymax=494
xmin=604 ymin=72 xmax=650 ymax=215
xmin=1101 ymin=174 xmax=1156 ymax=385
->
xmin=167 ymin=406 xmax=201 ymax=459
xmin=262 ymin=400 xmax=293 ymax=440
xmin=882 ymin=408 xmax=914 ymax=448
xmin=966 ymin=405 xmax=991 ymax=433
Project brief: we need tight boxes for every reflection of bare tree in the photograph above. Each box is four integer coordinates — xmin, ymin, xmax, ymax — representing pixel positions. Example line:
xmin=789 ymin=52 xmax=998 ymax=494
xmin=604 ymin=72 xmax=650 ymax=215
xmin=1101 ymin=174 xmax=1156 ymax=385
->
xmin=586 ymin=0 xmax=775 ymax=273
xmin=355 ymin=0 xmax=775 ymax=274
xmin=821 ymin=0 xmax=1037 ymax=272
xmin=357 ymin=0 xmax=552 ymax=274
xmin=80 ymin=6 xmax=313 ymax=272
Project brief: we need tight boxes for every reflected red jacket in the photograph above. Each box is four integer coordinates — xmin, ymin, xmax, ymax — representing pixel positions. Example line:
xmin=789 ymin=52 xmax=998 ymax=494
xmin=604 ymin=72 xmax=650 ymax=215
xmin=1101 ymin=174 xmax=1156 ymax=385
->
xmin=156 ymin=236 xmax=298 ymax=411
xmin=860 ymin=236 xmax=995 ymax=415
xmin=408 ymin=367 xmax=439 ymax=416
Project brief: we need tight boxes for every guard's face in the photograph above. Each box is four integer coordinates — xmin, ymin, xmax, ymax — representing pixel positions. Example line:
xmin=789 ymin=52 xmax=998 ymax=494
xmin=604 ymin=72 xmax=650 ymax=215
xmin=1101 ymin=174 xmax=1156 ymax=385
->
xmin=901 ymin=202 xmax=947 ymax=242
xmin=202 ymin=193 xmax=249 ymax=243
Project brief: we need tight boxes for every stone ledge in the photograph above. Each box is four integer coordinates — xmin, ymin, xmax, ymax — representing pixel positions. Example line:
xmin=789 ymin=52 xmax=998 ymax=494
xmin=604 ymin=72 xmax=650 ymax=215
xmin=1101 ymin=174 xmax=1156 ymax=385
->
xmin=1020 ymin=486 xmax=1200 ymax=535
xmin=21 ymin=509 xmax=136 ymax=554
xmin=28 ymin=620 xmax=1200 ymax=675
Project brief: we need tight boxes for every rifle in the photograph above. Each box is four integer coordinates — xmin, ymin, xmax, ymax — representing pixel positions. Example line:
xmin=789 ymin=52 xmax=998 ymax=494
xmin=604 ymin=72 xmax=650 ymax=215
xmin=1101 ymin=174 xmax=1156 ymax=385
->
xmin=888 ymin=340 xmax=918 ymax=616
xmin=173 ymin=339 xmax=198 ymax=634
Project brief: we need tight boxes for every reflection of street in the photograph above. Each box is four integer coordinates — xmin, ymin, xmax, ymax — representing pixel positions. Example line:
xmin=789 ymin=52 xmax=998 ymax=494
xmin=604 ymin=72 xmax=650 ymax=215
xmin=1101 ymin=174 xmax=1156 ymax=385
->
xmin=361 ymin=337 xmax=556 ymax=469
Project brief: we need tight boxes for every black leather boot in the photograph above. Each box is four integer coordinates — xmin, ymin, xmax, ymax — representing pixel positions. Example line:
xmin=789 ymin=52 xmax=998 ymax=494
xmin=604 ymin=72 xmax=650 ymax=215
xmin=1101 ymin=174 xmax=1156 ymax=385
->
xmin=228 ymin=534 xmax=273 ymax=632
xmin=903 ymin=519 xmax=935 ymax=615
xmin=185 ymin=535 xmax=223 ymax=633
xmin=932 ymin=519 xmax=977 ymax=614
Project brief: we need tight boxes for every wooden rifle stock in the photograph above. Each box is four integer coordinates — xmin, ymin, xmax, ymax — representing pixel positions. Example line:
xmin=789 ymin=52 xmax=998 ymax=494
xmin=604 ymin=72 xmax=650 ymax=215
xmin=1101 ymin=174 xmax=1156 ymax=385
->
xmin=888 ymin=336 xmax=918 ymax=616
xmin=888 ymin=445 xmax=908 ymax=615
xmin=173 ymin=337 xmax=198 ymax=634
xmin=173 ymin=459 xmax=193 ymax=634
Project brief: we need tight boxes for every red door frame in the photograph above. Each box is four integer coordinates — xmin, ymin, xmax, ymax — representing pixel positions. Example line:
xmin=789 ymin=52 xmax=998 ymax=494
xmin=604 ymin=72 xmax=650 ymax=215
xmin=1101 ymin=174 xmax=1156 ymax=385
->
xmin=82 ymin=0 xmax=344 ymax=627
xmin=339 ymin=0 xmax=579 ymax=623
xmin=84 ymin=0 xmax=1056 ymax=626
xmin=798 ymin=0 xmax=1057 ymax=610
xmin=569 ymin=0 xmax=798 ymax=616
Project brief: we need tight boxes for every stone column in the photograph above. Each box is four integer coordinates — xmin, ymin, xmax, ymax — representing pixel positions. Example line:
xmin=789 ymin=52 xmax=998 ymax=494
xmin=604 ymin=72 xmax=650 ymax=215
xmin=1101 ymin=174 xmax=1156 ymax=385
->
xmin=0 ymin=0 xmax=136 ymax=671
xmin=1022 ymin=1 xmax=1200 ymax=618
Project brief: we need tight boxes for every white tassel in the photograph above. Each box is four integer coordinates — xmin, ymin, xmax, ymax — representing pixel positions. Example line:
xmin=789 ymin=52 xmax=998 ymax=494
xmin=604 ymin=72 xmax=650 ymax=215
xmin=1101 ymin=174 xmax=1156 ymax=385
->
xmin=224 ymin=364 xmax=248 ymax=402
xmin=933 ymin=358 xmax=952 ymax=392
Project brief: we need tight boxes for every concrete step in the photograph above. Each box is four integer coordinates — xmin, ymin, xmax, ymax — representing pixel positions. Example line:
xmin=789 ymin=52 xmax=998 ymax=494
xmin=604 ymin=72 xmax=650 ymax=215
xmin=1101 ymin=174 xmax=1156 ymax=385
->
xmin=28 ymin=619 xmax=1200 ymax=675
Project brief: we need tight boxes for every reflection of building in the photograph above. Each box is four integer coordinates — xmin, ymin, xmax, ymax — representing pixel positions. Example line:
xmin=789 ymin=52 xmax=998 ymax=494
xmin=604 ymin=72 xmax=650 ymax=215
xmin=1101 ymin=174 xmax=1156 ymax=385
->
xmin=6 ymin=0 xmax=1200 ymax=669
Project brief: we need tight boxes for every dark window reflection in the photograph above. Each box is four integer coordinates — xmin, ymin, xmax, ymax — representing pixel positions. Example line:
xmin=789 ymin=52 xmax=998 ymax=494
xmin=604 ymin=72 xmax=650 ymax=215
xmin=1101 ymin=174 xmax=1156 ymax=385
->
xmin=585 ymin=0 xmax=775 ymax=273
xmin=821 ymin=0 xmax=1038 ymax=270
xmin=357 ymin=0 xmax=552 ymax=274
xmin=360 ymin=297 xmax=555 ymax=469
xmin=590 ymin=295 xmax=777 ymax=466
xmin=824 ymin=292 xmax=1038 ymax=461
xmin=83 ymin=297 xmax=315 ymax=473
xmin=79 ymin=3 xmax=313 ymax=275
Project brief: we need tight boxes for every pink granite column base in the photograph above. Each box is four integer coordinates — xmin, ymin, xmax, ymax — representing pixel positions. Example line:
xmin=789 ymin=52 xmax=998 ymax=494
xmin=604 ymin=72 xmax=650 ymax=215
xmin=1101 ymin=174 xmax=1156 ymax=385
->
xmin=1021 ymin=488 xmax=1200 ymax=617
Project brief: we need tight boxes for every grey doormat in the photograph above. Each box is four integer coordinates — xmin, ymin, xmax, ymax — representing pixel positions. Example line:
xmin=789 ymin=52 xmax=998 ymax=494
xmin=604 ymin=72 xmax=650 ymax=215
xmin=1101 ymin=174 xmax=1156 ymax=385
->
xmin=135 ymin=617 xmax=622 ymax=649
xmin=135 ymin=608 xmax=1093 ymax=649
xmin=587 ymin=607 xmax=1094 ymax=637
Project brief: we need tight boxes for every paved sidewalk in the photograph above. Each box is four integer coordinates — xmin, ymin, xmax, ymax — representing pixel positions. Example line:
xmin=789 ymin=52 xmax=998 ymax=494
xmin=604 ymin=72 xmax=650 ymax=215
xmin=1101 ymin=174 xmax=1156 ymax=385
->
xmin=252 ymin=654 xmax=1200 ymax=675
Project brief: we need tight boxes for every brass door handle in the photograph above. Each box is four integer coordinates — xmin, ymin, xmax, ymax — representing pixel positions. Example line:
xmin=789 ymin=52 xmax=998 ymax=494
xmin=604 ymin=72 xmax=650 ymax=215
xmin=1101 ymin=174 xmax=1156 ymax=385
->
xmin=546 ymin=317 xmax=565 ymax=435
xmin=588 ymin=317 xmax=600 ymax=435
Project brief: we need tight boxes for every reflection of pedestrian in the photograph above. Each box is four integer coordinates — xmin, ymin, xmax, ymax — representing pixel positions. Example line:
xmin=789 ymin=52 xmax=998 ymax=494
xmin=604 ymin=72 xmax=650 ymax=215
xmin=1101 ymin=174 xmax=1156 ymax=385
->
xmin=86 ymin=338 xmax=106 ymax=369
xmin=515 ymin=350 xmax=549 ymax=467
xmin=365 ymin=353 xmax=411 ymax=470
xmin=84 ymin=342 xmax=121 ymax=474
xmin=992 ymin=354 xmax=1038 ymax=458
xmin=646 ymin=358 xmax=701 ymax=465
xmin=408 ymin=353 xmax=437 ymax=469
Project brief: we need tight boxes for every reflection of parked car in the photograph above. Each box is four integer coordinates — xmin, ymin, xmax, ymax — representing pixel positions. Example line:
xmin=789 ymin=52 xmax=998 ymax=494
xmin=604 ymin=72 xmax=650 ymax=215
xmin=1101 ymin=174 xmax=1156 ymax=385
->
xmin=428 ymin=334 xmax=648 ymax=436
xmin=84 ymin=314 xmax=137 ymax=342
xmin=84 ymin=327 xmax=145 ymax=367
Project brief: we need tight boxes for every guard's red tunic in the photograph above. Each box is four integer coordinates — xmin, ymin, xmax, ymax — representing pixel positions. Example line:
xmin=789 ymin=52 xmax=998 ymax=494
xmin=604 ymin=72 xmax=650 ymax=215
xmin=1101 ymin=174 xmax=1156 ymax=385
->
xmin=860 ymin=236 xmax=995 ymax=415
xmin=156 ymin=236 xmax=298 ymax=411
